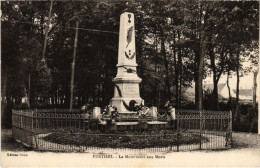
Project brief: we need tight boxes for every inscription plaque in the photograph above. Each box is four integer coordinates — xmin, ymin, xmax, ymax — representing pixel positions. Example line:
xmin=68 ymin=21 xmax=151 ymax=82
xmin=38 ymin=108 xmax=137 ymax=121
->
xmin=124 ymin=85 xmax=138 ymax=97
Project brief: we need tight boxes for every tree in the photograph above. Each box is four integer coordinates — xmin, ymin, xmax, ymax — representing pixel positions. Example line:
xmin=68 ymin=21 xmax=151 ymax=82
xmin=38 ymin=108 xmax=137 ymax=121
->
xmin=1 ymin=1 xmax=258 ymax=116
xmin=224 ymin=1 xmax=258 ymax=120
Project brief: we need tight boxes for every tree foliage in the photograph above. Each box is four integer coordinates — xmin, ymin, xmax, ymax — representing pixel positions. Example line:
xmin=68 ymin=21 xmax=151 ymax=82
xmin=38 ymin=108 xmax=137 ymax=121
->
xmin=1 ymin=1 xmax=258 ymax=120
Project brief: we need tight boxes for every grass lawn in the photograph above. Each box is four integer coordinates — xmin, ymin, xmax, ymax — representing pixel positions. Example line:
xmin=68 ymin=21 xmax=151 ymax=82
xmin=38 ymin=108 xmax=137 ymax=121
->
xmin=2 ymin=129 xmax=259 ymax=167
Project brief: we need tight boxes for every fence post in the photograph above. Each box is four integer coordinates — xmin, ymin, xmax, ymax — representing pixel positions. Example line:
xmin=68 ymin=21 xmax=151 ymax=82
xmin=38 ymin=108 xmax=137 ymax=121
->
xmin=177 ymin=110 xmax=179 ymax=152
xmin=230 ymin=110 xmax=233 ymax=148
xmin=33 ymin=134 xmax=38 ymax=150
xmin=20 ymin=113 xmax=22 ymax=128
xmin=199 ymin=110 xmax=202 ymax=150
xmin=12 ymin=110 xmax=14 ymax=127
xmin=31 ymin=111 xmax=34 ymax=132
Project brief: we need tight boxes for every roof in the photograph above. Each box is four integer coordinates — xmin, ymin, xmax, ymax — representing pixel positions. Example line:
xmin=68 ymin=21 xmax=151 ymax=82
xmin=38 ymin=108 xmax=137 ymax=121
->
xmin=232 ymin=89 xmax=252 ymax=97
xmin=185 ymin=83 xmax=226 ymax=95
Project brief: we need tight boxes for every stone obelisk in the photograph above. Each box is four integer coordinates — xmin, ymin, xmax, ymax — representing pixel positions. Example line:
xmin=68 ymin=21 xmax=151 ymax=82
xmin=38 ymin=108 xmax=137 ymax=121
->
xmin=110 ymin=12 xmax=143 ymax=113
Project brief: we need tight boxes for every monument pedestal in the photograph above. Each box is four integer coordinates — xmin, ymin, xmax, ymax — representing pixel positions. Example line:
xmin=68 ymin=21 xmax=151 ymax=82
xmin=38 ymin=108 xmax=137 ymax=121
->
xmin=110 ymin=74 xmax=143 ymax=113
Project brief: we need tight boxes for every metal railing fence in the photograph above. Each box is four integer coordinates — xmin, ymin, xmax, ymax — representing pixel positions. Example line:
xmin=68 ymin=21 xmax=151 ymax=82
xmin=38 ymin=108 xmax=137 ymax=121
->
xmin=12 ymin=109 xmax=232 ymax=152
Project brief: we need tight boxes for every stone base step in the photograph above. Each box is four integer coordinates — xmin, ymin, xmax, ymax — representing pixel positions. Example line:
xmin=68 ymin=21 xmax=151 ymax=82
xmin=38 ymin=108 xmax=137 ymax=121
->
xmin=147 ymin=121 xmax=167 ymax=125
xmin=114 ymin=121 xmax=167 ymax=126
xmin=115 ymin=122 xmax=139 ymax=125
xmin=117 ymin=112 xmax=137 ymax=114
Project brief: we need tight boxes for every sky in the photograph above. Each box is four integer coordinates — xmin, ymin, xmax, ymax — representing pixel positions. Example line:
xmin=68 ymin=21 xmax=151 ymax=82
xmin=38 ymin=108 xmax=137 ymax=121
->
xmin=203 ymin=72 xmax=256 ymax=90
xmin=203 ymin=53 xmax=259 ymax=90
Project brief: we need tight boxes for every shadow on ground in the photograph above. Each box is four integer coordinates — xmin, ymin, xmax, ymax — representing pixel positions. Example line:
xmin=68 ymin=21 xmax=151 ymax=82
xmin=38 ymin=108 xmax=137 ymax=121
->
xmin=1 ymin=129 xmax=32 ymax=151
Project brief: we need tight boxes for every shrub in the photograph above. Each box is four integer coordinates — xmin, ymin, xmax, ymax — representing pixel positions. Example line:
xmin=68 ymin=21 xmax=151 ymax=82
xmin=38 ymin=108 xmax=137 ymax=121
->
xmin=43 ymin=129 xmax=209 ymax=148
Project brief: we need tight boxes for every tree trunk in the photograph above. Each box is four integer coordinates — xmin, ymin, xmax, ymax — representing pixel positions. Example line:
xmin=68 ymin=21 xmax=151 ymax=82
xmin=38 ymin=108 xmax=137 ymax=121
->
xmin=235 ymin=52 xmax=240 ymax=121
xmin=177 ymin=31 xmax=182 ymax=109
xmin=51 ymin=95 xmax=54 ymax=106
xmin=54 ymin=91 xmax=57 ymax=106
xmin=42 ymin=0 xmax=53 ymax=61
xmin=197 ymin=35 xmax=207 ymax=111
xmin=139 ymin=43 xmax=144 ymax=93
xmin=82 ymin=95 xmax=86 ymax=106
xmin=258 ymin=48 xmax=260 ymax=134
xmin=93 ymin=86 xmax=96 ymax=106
xmin=194 ymin=48 xmax=200 ymax=109
xmin=102 ymin=48 xmax=109 ymax=106
xmin=213 ymin=77 xmax=218 ymax=110
xmin=35 ymin=92 xmax=38 ymax=107
xmin=209 ymin=44 xmax=218 ymax=110
xmin=1 ymin=72 xmax=7 ymax=104
xmin=70 ymin=21 xmax=79 ymax=110
xmin=253 ymin=70 xmax=258 ymax=109
xmin=153 ymin=33 xmax=158 ymax=106
xmin=98 ymin=83 xmax=101 ymax=105
xmin=154 ymin=33 xmax=158 ymax=72
xmin=173 ymin=32 xmax=179 ymax=108
xmin=226 ymin=69 xmax=232 ymax=106
xmin=178 ymin=47 xmax=182 ymax=108
xmin=28 ymin=73 xmax=31 ymax=109
xmin=161 ymin=35 xmax=170 ymax=102
xmin=158 ymin=85 xmax=161 ymax=111
xmin=60 ymin=94 xmax=64 ymax=106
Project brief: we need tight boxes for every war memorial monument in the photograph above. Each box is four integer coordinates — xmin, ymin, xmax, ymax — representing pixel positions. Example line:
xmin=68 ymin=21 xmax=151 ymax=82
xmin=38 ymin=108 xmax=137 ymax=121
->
xmin=11 ymin=12 xmax=232 ymax=152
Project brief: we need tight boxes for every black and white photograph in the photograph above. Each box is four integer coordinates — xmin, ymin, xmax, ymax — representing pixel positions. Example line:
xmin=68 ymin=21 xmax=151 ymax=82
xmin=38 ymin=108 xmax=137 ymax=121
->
xmin=1 ymin=0 xmax=259 ymax=167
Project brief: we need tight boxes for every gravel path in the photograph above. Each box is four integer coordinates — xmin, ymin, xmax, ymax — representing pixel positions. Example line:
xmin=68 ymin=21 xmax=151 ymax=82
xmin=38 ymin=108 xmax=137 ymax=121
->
xmin=232 ymin=132 xmax=260 ymax=148
xmin=1 ymin=129 xmax=32 ymax=151
xmin=2 ymin=129 xmax=260 ymax=167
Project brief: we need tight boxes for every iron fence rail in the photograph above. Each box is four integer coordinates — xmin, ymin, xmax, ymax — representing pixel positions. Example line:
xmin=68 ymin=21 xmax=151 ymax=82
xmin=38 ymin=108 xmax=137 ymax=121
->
xmin=12 ymin=109 xmax=232 ymax=152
